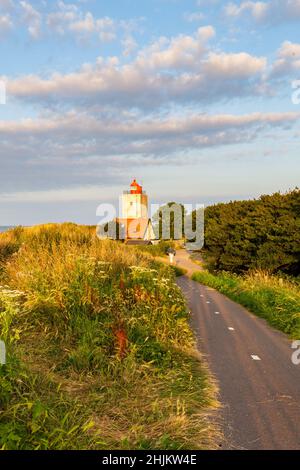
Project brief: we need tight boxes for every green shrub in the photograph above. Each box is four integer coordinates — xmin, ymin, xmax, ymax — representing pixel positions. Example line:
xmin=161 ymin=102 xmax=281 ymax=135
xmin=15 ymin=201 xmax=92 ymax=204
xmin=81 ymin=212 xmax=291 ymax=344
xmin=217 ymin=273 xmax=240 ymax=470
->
xmin=199 ymin=189 xmax=300 ymax=275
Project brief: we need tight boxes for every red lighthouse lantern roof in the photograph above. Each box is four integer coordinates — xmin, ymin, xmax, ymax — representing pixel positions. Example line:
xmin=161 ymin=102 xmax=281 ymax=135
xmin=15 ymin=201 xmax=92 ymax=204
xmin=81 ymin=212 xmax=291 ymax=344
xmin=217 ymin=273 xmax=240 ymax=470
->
xmin=130 ymin=179 xmax=143 ymax=194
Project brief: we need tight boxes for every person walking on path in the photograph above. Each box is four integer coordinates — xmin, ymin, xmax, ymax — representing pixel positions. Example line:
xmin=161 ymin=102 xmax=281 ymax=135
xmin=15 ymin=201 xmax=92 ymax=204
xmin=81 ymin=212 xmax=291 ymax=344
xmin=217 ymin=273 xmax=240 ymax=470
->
xmin=166 ymin=247 xmax=176 ymax=265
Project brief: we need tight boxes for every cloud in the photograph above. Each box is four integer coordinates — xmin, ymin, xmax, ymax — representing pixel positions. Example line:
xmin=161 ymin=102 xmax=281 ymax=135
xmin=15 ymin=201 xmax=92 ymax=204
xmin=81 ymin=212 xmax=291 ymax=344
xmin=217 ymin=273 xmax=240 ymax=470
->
xmin=46 ymin=2 xmax=128 ymax=43
xmin=1 ymin=110 xmax=297 ymax=137
xmin=271 ymin=41 xmax=300 ymax=77
xmin=0 ymin=13 xmax=12 ymax=33
xmin=0 ymin=0 xmax=14 ymax=11
xmin=20 ymin=1 xmax=41 ymax=39
xmin=0 ymin=107 xmax=297 ymax=198
xmin=49 ymin=5 xmax=116 ymax=41
xmin=134 ymin=26 xmax=215 ymax=71
xmin=68 ymin=11 xmax=94 ymax=33
xmin=225 ymin=1 xmax=269 ymax=21
xmin=46 ymin=1 xmax=78 ymax=34
xmin=121 ymin=35 xmax=138 ymax=57
xmin=70 ymin=14 xmax=116 ymax=42
xmin=225 ymin=0 xmax=300 ymax=25
xmin=0 ymin=110 xmax=297 ymax=158
xmin=0 ymin=0 xmax=117 ymax=43
xmin=4 ymin=27 xmax=268 ymax=110
xmin=184 ymin=12 xmax=205 ymax=22
xmin=203 ymin=51 xmax=265 ymax=77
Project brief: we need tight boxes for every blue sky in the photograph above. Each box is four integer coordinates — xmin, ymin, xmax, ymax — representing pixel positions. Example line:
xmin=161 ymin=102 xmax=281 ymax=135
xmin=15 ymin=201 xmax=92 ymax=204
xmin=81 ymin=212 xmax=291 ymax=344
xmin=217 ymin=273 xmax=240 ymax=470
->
xmin=0 ymin=0 xmax=299 ymax=225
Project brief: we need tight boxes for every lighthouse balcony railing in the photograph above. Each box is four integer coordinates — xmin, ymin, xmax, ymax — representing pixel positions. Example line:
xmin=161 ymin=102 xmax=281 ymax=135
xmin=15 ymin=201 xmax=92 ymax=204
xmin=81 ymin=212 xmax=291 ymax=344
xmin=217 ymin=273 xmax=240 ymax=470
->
xmin=123 ymin=191 xmax=146 ymax=194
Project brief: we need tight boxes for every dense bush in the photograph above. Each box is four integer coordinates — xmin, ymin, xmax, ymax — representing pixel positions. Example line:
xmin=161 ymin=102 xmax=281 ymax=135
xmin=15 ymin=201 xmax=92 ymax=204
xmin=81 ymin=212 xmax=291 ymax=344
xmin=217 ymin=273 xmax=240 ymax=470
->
xmin=201 ymin=189 xmax=300 ymax=275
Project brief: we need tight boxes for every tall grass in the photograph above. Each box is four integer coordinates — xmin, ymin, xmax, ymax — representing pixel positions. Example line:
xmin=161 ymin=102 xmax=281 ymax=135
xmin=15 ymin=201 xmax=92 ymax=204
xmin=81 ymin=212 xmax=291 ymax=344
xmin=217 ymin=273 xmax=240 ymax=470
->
xmin=130 ymin=240 xmax=177 ymax=258
xmin=192 ymin=269 xmax=300 ymax=338
xmin=0 ymin=224 xmax=219 ymax=450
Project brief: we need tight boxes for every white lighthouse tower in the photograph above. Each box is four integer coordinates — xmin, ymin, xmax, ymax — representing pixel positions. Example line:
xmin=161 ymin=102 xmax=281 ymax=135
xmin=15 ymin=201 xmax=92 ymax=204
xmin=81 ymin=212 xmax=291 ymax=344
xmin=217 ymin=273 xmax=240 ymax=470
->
xmin=119 ymin=179 xmax=155 ymax=243
xmin=121 ymin=179 xmax=148 ymax=220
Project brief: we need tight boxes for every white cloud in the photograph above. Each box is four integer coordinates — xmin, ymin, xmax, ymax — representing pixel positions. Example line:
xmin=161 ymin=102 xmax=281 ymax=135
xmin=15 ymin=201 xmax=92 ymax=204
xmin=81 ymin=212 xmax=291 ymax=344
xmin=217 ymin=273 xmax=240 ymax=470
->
xmin=69 ymin=13 xmax=116 ymax=41
xmin=0 ymin=13 xmax=12 ymax=33
xmin=122 ymin=35 xmax=138 ymax=57
xmin=98 ymin=30 xmax=116 ymax=43
xmin=225 ymin=0 xmax=300 ymax=24
xmin=20 ymin=1 xmax=42 ymax=39
xmin=46 ymin=1 xmax=78 ymax=34
xmin=69 ymin=11 xmax=94 ymax=33
xmin=278 ymin=41 xmax=300 ymax=59
xmin=134 ymin=28 xmax=212 ymax=71
xmin=225 ymin=1 xmax=268 ymax=21
xmin=0 ymin=110 xmax=297 ymax=149
xmin=271 ymin=41 xmax=300 ymax=77
xmin=203 ymin=51 xmax=265 ymax=77
xmin=198 ymin=25 xmax=215 ymax=41
xmin=46 ymin=2 xmax=117 ymax=43
xmin=0 ymin=108 xmax=297 ymax=197
xmin=0 ymin=0 xmax=14 ymax=11
xmin=0 ymin=1 xmax=141 ymax=48
xmin=184 ymin=11 xmax=205 ymax=22
xmin=4 ymin=27 xmax=266 ymax=110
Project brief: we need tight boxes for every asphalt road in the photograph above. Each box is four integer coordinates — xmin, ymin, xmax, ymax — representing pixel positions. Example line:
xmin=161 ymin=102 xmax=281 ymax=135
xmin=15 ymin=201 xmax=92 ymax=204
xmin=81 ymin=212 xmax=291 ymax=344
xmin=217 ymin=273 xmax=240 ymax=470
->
xmin=175 ymin=251 xmax=300 ymax=450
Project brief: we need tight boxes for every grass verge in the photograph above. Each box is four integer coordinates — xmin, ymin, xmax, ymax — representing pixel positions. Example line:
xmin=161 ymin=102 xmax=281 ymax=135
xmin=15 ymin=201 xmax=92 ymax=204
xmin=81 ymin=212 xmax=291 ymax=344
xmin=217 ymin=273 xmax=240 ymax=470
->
xmin=170 ymin=265 xmax=188 ymax=277
xmin=192 ymin=270 xmax=300 ymax=338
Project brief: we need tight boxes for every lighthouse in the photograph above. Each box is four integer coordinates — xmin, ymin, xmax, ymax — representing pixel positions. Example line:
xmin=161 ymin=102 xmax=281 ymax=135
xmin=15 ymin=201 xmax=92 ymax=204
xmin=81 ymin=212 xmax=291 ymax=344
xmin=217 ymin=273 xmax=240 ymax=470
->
xmin=119 ymin=179 xmax=156 ymax=244
xmin=121 ymin=179 xmax=148 ymax=220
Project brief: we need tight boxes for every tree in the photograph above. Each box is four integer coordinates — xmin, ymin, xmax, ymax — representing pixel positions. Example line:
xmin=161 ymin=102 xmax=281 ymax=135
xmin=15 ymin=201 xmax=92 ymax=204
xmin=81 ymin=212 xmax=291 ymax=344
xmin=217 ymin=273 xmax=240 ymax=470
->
xmin=152 ymin=202 xmax=185 ymax=240
xmin=197 ymin=189 xmax=300 ymax=275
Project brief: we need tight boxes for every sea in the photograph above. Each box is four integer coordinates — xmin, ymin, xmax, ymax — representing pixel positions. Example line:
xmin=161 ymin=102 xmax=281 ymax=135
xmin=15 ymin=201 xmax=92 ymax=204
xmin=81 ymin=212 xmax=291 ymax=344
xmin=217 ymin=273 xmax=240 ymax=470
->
xmin=0 ymin=226 xmax=15 ymax=233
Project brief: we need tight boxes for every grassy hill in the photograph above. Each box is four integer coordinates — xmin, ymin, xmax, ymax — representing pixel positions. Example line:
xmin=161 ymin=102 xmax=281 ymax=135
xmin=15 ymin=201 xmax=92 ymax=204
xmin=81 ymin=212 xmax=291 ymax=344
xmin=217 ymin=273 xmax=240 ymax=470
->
xmin=0 ymin=224 xmax=219 ymax=450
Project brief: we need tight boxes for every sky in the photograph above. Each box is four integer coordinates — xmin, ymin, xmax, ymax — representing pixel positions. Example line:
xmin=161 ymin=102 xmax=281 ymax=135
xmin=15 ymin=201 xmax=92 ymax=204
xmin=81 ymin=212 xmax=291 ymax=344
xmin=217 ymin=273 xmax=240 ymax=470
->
xmin=0 ymin=0 xmax=299 ymax=225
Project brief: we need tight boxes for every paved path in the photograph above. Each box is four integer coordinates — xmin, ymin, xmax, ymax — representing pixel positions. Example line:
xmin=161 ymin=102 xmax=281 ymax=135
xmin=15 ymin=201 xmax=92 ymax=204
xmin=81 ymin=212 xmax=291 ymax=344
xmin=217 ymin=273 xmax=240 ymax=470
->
xmin=174 ymin=250 xmax=203 ymax=276
xmin=175 ymin=251 xmax=300 ymax=450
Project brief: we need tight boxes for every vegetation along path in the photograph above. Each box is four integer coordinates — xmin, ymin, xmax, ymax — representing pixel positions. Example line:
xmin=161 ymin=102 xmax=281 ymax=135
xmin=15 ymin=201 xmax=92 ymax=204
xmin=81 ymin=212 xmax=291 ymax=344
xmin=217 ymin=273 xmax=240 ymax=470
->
xmin=175 ymin=250 xmax=300 ymax=450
